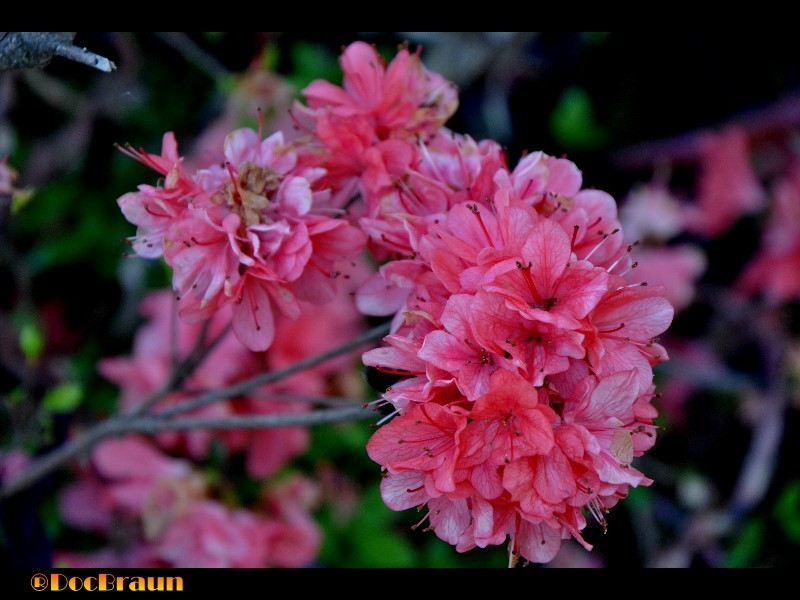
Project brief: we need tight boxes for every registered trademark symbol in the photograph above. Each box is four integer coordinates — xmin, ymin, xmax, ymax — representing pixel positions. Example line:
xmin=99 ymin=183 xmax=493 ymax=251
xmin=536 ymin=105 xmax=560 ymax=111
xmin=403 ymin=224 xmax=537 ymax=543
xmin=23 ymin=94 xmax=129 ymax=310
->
xmin=31 ymin=574 xmax=48 ymax=591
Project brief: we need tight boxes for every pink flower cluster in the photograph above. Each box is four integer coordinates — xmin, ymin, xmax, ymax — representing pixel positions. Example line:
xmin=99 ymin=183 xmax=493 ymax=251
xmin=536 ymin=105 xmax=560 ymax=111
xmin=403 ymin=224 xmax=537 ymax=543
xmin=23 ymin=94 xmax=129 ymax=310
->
xmin=619 ymin=183 xmax=707 ymax=311
xmin=118 ymin=123 xmax=366 ymax=352
xmin=114 ymin=40 xmax=676 ymax=565
xmin=55 ymin=436 xmax=320 ymax=568
xmin=285 ymin=42 xmax=675 ymax=563
xmin=359 ymin=192 xmax=671 ymax=562
xmin=99 ymin=291 xmax=307 ymax=478
xmin=57 ymin=285 xmax=367 ymax=567
xmin=737 ymin=158 xmax=800 ymax=303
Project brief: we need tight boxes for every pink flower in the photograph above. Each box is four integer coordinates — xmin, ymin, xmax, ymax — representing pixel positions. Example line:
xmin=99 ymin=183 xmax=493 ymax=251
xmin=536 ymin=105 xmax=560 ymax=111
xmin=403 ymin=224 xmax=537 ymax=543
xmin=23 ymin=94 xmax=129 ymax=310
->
xmin=549 ymin=189 xmax=630 ymax=274
xmin=737 ymin=160 xmax=800 ymax=302
xmin=154 ymin=500 xmax=272 ymax=568
xmin=55 ymin=434 xmax=323 ymax=568
xmin=258 ymin=474 xmax=322 ymax=567
xmin=482 ymin=217 xmax=609 ymax=329
xmin=418 ymin=294 xmax=516 ymax=400
xmin=582 ymin=275 xmax=673 ymax=393
xmin=496 ymin=150 xmax=583 ymax=216
xmin=99 ymin=292 xmax=255 ymax=459
xmin=90 ymin=436 xmax=202 ymax=516
xmin=560 ymin=369 xmax=656 ymax=487
xmin=367 ymin=401 xmax=468 ymax=495
xmin=619 ymin=182 xmax=685 ymax=243
xmin=358 ymin=146 xmax=673 ymax=565
xmin=459 ymin=369 xmax=556 ymax=468
xmin=117 ymin=133 xmax=198 ymax=259
xmin=470 ymin=289 xmax=586 ymax=388
xmin=301 ymin=41 xmax=457 ymax=140
xmin=294 ymin=42 xmax=458 ymax=215
xmin=627 ymin=245 xmax=706 ymax=311
xmin=737 ymin=244 xmax=800 ymax=303
xmin=682 ymin=126 xmax=765 ymax=238
xmin=100 ymin=287 xmax=366 ymax=479
xmin=118 ymin=126 xmax=367 ymax=352
xmin=58 ymin=478 xmax=115 ymax=533
xmin=367 ymin=363 xmax=658 ymax=563
xmin=0 ymin=448 xmax=29 ymax=481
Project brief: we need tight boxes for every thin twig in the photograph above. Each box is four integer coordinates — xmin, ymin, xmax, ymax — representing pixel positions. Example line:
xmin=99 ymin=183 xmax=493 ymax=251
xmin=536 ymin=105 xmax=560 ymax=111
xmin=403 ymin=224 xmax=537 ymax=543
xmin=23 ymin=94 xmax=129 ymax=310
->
xmin=152 ymin=32 xmax=229 ymax=81
xmin=0 ymin=419 xmax=121 ymax=500
xmin=126 ymin=321 xmax=228 ymax=418
xmin=0 ymin=404 xmax=374 ymax=501
xmin=53 ymin=43 xmax=115 ymax=73
xmin=177 ymin=389 xmax=364 ymax=408
xmin=646 ymin=306 xmax=789 ymax=567
xmin=158 ymin=321 xmax=391 ymax=418
xmin=0 ymin=33 xmax=115 ymax=73
xmin=612 ymin=88 xmax=800 ymax=170
xmin=119 ymin=405 xmax=373 ymax=433
xmin=0 ymin=320 xmax=390 ymax=499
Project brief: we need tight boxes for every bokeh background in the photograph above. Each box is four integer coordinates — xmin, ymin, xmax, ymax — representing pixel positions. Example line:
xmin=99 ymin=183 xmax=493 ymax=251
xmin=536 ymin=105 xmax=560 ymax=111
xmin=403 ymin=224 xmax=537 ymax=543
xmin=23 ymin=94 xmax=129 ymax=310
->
xmin=2 ymin=31 xmax=800 ymax=568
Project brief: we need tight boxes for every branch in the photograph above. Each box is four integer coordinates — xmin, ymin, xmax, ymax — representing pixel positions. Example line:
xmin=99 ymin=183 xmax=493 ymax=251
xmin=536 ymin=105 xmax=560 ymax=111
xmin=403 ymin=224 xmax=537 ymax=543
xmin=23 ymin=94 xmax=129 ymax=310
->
xmin=0 ymin=404 xmax=374 ymax=500
xmin=611 ymin=88 xmax=800 ymax=170
xmin=0 ymin=419 xmax=120 ymax=500
xmin=0 ymin=32 xmax=115 ymax=73
xmin=647 ymin=306 xmax=789 ymax=567
xmin=118 ymin=405 xmax=373 ymax=433
xmin=158 ymin=321 xmax=391 ymax=418
xmin=0 ymin=320 xmax=391 ymax=499
xmin=125 ymin=320 xmax=227 ymax=418
xmin=178 ymin=390 xmax=366 ymax=408
xmin=152 ymin=32 xmax=229 ymax=81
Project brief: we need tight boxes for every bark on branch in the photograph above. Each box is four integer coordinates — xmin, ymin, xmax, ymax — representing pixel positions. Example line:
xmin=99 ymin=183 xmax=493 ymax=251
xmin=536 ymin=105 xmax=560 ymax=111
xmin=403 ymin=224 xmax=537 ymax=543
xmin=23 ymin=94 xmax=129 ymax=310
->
xmin=0 ymin=321 xmax=391 ymax=500
xmin=0 ymin=32 xmax=116 ymax=73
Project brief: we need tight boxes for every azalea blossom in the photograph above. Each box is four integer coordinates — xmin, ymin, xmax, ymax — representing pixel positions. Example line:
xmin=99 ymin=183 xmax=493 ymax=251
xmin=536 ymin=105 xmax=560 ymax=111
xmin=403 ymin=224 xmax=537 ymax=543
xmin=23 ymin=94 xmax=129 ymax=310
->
xmin=100 ymin=287 xmax=365 ymax=479
xmin=357 ymin=175 xmax=672 ymax=564
xmin=682 ymin=126 xmax=765 ymax=238
xmin=55 ymin=435 xmax=321 ymax=569
xmin=106 ymin=39 xmax=676 ymax=566
xmin=118 ymin=125 xmax=366 ymax=352
xmin=737 ymin=159 xmax=800 ymax=303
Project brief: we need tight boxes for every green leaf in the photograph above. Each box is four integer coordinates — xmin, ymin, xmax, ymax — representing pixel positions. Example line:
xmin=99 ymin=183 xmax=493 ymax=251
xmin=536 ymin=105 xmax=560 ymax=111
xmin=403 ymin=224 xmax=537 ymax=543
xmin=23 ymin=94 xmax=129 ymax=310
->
xmin=725 ymin=517 xmax=764 ymax=568
xmin=351 ymin=527 xmax=416 ymax=568
xmin=10 ymin=187 xmax=35 ymax=214
xmin=623 ymin=484 xmax=653 ymax=510
xmin=11 ymin=179 xmax=78 ymax=235
xmin=38 ymin=494 xmax=64 ymax=541
xmin=261 ymin=43 xmax=280 ymax=72
xmin=774 ymin=479 xmax=800 ymax=544
xmin=349 ymin=487 xmax=416 ymax=567
xmin=42 ymin=382 xmax=83 ymax=413
xmin=287 ymin=41 xmax=340 ymax=94
xmin=18 ymin=319 xmax=44 ymax=364
xmin=550 ymin=86 xmax=609 ymax=150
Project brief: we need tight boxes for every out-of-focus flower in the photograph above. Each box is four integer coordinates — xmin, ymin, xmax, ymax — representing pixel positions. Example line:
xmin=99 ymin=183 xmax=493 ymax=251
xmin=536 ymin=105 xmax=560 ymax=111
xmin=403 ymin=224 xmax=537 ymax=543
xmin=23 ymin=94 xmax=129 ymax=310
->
xmin=54 ymin=435 xmax=322 ymax=568
xmin=0 ymin=449 xmax=30 ymax=481
xmin=619 ymin=183 xmax=684 ymax=243
xmin=625 ymin=246 xmax=706 ymax=311
xmin=682 ymin=126 xmax=765 ymax=238
xmin=737 ymin=159 xmax=800 ymax=303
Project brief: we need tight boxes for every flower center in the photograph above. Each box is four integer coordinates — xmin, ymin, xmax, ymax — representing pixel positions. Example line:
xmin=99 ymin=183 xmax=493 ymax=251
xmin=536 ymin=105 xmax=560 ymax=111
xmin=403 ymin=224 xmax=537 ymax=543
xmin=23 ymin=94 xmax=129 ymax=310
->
xmin=216 ymin=161 xmax=282 ymax=226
